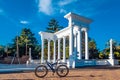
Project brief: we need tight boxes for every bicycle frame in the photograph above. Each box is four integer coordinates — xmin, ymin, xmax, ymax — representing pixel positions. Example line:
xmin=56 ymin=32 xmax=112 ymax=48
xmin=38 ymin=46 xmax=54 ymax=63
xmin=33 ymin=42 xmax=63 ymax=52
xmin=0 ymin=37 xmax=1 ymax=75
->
xmin=46 ymin=61 xmax=57 ymax=73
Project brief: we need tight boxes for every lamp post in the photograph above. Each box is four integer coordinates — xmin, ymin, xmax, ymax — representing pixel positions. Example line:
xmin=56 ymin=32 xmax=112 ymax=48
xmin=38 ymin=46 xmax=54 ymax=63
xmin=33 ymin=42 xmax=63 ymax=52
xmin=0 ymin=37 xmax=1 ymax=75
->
xmin=16 ymin=35 xmax=20 ymax=64
xmin=4 ymin=46 xmax=8 ymax=57
xmin=16 ymin=35 xmax=19 ymax=58
xmin=26 ymin=42 xmax=28 ymax=56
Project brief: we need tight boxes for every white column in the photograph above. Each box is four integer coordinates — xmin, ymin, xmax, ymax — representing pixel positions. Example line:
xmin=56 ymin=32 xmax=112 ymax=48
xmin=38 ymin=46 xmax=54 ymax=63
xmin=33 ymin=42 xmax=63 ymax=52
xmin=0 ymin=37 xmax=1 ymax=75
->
xmin=69 ymin=25 xmax=74 ymax=68
xmin=109 ymin=39 xmax=114 ymax=66
xmin=41 ymin=38 xmax=44 ymax=63
xmin=74 ymin=33 xmax=77 ymax=59
xmin=29 ymin=48 xmax=32 ymax=61
xmin=58 ymin=38 xmax=61 ymax=60
xmin=69 ymin=26 xmax=74 ymax=56
xmin=84 ymin=28 xmax=89 ymax=60
xmin=109 ymin=39 xmax=113 ymax=59
xmin=63 ymin=36 xmax=66 ymax=62
xmin=53 ymin=40 xmax=56 ymax=63
xmin=77 ymin=28 xmax=82 ymax=59
xmin=48 ymin=39 xmax=50 ymax=62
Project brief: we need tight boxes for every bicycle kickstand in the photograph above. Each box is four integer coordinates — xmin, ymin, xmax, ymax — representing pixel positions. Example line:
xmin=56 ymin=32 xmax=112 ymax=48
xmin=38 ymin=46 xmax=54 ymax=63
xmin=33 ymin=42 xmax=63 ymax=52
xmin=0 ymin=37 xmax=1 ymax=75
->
xmin=52 ymin=71 xmax=55 ymax=75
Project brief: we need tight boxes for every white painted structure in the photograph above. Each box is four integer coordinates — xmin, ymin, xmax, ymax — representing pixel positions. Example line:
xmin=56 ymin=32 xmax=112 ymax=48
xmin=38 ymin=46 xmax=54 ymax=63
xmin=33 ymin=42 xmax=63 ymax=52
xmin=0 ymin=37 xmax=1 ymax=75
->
xmin=26 ymin=48 xmax=33 ymax=64
xmin=39 ymin=12 xmax=118 ymax=68
xmin=39 ymin=12 xmax=92 ymax=67
xmin=109 ymin=39 xmax=114 ymax=59
xmin=108 ymin=39 xmax=115 ymax=66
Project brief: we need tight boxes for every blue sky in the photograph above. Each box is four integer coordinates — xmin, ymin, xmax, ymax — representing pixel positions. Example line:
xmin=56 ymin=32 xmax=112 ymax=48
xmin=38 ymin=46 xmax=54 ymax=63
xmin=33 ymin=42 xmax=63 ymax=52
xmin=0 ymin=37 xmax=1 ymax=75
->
xmin=0 ymin=0 xmax=120 ymax=50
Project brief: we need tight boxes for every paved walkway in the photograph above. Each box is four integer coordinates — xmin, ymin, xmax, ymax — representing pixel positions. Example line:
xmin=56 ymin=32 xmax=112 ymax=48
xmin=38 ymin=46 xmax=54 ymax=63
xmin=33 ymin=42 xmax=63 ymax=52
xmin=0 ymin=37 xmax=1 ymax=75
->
xmin=0 ymin=63 xmax=120 ymax=73
xmin=0 ymin=64 xmax=38 ymax=73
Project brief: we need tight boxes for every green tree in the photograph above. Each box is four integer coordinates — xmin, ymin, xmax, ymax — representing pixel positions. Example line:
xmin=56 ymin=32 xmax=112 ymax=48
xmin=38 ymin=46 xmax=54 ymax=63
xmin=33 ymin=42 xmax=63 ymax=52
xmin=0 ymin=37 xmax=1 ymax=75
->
xmin=99 ymin=52 xmax=105 ymax=59
xmin=88 ymin=39 xmax=99 ymax=59
xmin=12 ymin=28 xmax=40 ymax=59
xmin=46 ymin=19 xmax=63 ymax=33
xmin=0 ymin=45 xmax=5 ymax=58
xmin=103 ymin=39 xmax=120 ymax=59
xmin=114 ymin=51 xmax=120 ymax=59
xmin=114 ymin=46 xmax=120 ymax=59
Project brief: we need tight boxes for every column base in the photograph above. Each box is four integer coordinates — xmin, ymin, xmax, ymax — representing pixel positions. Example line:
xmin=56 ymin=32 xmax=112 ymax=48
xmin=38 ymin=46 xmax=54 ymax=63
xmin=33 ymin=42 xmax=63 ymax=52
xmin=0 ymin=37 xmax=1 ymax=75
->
xmin=108 ymin=59 xmax=115 ymax=66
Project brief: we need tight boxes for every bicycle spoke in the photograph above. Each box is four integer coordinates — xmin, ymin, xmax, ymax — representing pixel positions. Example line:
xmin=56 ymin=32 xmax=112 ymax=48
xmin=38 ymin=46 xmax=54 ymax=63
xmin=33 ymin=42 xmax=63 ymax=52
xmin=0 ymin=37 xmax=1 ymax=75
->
xmin=56 ymin=65 xmax=69 ymax=77
xmin=35 ymin=65 xmax=48 ymax=78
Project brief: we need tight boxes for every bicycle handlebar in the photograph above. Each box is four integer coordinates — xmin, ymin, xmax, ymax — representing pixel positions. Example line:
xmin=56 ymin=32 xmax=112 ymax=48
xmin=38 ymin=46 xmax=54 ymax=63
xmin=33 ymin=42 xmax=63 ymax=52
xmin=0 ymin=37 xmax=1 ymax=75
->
xmin=56 ymin=59 xmax=61 ymax=64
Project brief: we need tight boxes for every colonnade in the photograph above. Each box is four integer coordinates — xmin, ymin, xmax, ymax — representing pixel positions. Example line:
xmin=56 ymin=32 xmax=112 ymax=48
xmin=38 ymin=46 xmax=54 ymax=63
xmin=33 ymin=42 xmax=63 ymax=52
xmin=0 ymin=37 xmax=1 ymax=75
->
xmin=40 ymin=26 xmax=89 ymax=63
xmin=40 ymin=36 xmax=67 ymax=63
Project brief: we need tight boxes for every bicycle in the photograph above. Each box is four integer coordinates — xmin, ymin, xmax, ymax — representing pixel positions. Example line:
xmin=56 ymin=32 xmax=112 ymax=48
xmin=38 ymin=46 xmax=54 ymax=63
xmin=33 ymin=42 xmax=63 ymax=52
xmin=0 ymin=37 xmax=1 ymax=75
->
xmin=34 ymin=59 xmax=69 ymax=78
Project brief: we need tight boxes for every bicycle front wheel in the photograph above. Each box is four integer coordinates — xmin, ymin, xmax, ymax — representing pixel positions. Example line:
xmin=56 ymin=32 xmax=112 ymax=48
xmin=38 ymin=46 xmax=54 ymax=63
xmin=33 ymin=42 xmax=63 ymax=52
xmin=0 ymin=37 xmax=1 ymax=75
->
xmin=56 ymin=65 xmax=69 ymax=77
xmin=35 ymin=65 xmax=48 ymax=78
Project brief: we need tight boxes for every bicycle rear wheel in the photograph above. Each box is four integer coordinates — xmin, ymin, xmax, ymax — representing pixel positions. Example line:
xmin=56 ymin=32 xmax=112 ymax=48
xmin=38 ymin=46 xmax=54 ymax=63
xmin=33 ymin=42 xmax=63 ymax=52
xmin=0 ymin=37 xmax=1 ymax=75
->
xmin=56 ymin=65 xmax=69 ymax=77
xmin=35 ymin=65 xmax=48 ymax=78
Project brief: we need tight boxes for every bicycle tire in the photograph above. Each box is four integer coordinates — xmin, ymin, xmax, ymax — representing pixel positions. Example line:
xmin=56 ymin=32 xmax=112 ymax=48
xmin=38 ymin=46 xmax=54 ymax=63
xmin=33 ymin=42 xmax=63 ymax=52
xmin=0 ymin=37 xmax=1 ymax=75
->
xmin=34 ymin=65 xmax=48 ymax=78
xmin=56 ymin=65 xmax=69 ymax=77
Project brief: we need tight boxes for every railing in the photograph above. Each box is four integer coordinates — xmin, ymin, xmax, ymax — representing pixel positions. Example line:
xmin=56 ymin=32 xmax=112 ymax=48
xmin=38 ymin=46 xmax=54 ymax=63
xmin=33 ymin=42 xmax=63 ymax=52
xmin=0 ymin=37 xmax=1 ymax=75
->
xmin=32 ymin=59 xmax=119 ymax=68
xmin=96 ymin=59 xmax=109 ymax=65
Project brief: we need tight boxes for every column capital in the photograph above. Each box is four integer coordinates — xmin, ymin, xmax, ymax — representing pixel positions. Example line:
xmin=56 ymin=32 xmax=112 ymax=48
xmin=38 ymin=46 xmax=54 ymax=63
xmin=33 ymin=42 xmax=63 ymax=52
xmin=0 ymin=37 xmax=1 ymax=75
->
xmin=63 ymin=36 xmax=66 ymax=39
xmin=58 ymin=38 xmax=61 ymax=40
xmin=72 ymin=22 xmax=75 ymax=26
xmin=74 ymin=25 xmax=82 ymax=31
xmin=53 ymin=39 xmax=56 ymax=42
xmin=78 ymin=27 xmax=82 ymax=31
xmin=47 ymin=39 xmax=51 ymax=42
xmin=81 ymin=27 xmax=88 ymax=32
xmin=74 ymin=31 xmax=78 ymax=37
xmin=110 ymin=39 xmax=113 ymax=43
xmin=41 ymin=36 xmax=44 ymax=40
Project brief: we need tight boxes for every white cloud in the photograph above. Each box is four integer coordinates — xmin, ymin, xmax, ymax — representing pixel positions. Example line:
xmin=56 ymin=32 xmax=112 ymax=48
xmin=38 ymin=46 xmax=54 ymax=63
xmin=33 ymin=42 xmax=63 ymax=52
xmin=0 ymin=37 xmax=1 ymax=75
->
xmin=38 ymin=0 xmax=53 ymax=15
xmin=60 ymin=9 xmax=67 ymax=14
xmin=20 ymin=20 xmax=29 ymax=24
xmin=36 ymin=0 xmax=77 ymax=15
xmin=36 ymin=0 xmax=109 ymax=17
xmin=58 ymin=0 xmax=77 ymax=6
